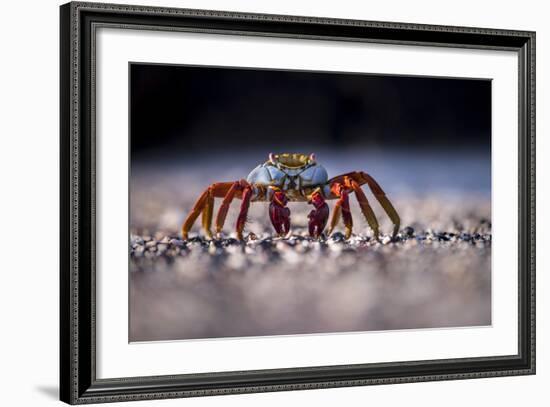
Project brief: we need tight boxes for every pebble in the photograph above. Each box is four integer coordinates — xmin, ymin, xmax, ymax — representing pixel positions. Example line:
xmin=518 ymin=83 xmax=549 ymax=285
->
xmin=224 ymin=238 xmax=241 ymax=246
xmin=169 ymin=238 xmax=186 ymax=247
xmin=402 ymin=226 xmax=415 ymax=238
xmin=133 ymin=246 xmax=145 ymax=257
xmin=131 ymin=235 xmax=144 ymax=245
xmin=329 ymin=232 xmax=346 ymax=243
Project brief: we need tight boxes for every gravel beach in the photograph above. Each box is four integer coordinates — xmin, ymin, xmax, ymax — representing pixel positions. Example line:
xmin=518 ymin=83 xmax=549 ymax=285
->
xmin=129 ymin=152 xmax=492 ymax=342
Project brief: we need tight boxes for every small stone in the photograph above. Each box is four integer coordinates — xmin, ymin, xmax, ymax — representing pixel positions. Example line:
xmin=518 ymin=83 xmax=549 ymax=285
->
xmin=416 ymin=233 xmax=427 ymax=241
xmin=133 ymin=246 xmax=145 ymax=257
xmin=145 ymin=241 xmax=157 ymax=249
xmin=157 ymin=243 xmax=168 ymax=254
xmin=130 ymin=235 xmax=144 ymax=245
xmin=208 ymin=244 xmax=221 ymax=255
xmin=258 ymin=240 xmax=273 ymax=251
xmin=381 ymin=235 xmax=392 ymax=244
xmin=330 ymin=232 xmax=345 ymax=243
xmin=169 ymin=238 xmax=185 ymax=247
xmin=284 ymin=240 xmax=297 ymax=247
xmin=224 ymin=238 xmax=240 ymax=246
xmin=403 ymin=226 xmax=414 ymax=238
xmin=460 ymin=232 xmax=472 ymax=241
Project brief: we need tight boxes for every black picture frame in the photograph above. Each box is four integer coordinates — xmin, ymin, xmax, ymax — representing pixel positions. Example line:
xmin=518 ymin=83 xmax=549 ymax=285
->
xmin=60 ymin=1 xmax=536 ymax=404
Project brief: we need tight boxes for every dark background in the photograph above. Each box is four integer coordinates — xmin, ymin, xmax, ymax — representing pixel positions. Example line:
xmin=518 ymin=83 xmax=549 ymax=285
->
xmin=130 ymin=63 xmax=491 ymax=157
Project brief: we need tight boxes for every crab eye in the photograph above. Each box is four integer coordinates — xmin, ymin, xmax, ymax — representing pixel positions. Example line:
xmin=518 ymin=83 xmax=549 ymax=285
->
xmin=309 ymin=153 xmax=316 ymax=162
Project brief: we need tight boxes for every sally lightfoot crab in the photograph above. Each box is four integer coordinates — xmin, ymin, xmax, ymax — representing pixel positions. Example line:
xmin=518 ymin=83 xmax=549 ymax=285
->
xmin=181 ymin=153 xmax=400 ymax=241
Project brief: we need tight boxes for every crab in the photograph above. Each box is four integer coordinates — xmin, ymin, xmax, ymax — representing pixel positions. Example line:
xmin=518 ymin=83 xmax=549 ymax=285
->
xmin=181 ymin=153 xmax=400 ymax=241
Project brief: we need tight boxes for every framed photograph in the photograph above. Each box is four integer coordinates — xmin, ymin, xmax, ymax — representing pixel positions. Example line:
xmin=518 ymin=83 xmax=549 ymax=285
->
xmin=60 ymin=1 xmax=535 ymax=404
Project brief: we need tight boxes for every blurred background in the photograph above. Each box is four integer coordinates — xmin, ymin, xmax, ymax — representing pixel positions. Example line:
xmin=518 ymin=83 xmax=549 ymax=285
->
xmin=129 ymin=63 xmax=491 ymax=342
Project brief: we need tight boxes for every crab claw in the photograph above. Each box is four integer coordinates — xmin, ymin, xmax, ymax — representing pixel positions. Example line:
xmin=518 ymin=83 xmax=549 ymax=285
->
xmin=269 ymin=191 xmax=290 ymax=237
xmin=308 ymin=191 xmax=329 ymax=238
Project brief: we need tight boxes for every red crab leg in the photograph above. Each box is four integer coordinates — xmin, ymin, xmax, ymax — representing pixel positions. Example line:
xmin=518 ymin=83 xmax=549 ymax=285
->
xmin=236 ymin=186 xmax=252 ymax=240
xmin=327 ymin=171 xmax=400 ymax=238
xmin=269 ymin=190 xmax=290 ymax=236
xmin=181 ymin=182 xmax=236 ymax=239
xmin=339 ymin=190 xmax=353 ymax=239
xmin=201 ymin=188 xmax=215 ymax=239
xmin=182 ymin=189 xmax=210 ymax=240
xmin=307 ymin=191 xmax=329 ymax=238
xmin=328 ymin=182 xmax=353 ymax=239
xmin=215 ymin=181 xmax=241 ymax=236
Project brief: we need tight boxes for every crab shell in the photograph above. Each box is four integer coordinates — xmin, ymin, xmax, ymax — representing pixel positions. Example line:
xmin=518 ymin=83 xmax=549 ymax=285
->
xmin=246 ymin=153 xmax=330 ymax=201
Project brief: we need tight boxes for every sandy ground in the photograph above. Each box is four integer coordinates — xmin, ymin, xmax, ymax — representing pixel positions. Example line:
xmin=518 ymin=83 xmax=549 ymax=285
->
xmin=129 ymin=151 xmax=491 ymax=341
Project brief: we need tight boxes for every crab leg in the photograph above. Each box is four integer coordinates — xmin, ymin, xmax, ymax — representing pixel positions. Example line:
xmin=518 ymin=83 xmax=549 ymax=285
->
xmin=236 ymin=186 xmax=252 ymax=240
xmin=307 ymin=191 xmax=329 ymax=238
xmin=327 ymin=171 xmax=400 ymax=238
xmin=327 ymin=183 xmax=353 ymax=239
xmin=360 ymin=172 xmax=400 ymax=238
xmin=269 ymin=190 xmax=290 ymax=236
xmin=182 ymin=189 xmax=210 ymax=240
xmin=349 ymin=180 xmax=380 ymax=240
xmin=181 ymin=182 xmax=236 ymax=240
xmin=201 ymin=189 xmax=215 ymax=239
xmin=215 ymin=181 xmax=241 ymax=236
